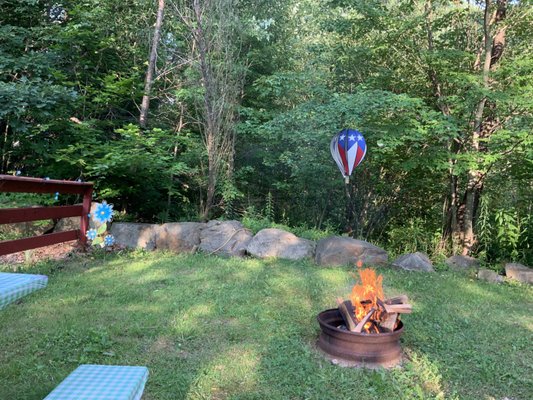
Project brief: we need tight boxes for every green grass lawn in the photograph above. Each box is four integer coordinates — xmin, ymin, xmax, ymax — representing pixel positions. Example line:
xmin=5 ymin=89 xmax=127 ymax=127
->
xmin=1 ymin=252 xmax=532 ymax=400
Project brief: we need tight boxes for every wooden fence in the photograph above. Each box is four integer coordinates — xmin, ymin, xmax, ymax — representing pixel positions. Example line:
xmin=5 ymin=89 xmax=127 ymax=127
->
xmin=0 ymin=175 xmax=93 ymax=256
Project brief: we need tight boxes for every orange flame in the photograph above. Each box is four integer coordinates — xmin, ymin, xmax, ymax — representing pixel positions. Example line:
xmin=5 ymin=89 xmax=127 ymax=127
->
xmin=349 ymin=267 xmax=384 ymax=332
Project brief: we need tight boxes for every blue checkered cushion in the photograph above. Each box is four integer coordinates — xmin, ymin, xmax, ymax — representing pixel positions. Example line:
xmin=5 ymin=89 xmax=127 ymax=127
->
xmin=44 ymin=365 xmax=149 ymax=400
xmin=0 ymin=272 xmax=48 ymax=310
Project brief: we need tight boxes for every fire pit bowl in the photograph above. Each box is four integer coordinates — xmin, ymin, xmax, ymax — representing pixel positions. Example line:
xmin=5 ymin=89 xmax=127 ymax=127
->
xmin=317 ymin=308 xmax=404 ymax=368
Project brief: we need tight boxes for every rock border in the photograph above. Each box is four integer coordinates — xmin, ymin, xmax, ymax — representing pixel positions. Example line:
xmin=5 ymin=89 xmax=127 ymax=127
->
xmin=54 ymin=218 xmax=533 ymax=277
xmin=104 ymin=221 xmax=386 ymax=266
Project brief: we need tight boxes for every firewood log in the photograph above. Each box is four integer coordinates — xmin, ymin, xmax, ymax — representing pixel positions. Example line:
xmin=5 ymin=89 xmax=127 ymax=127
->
xmin=383 ymin=303 xmax=412 ymax=314
xmin=354 ymin=308 xmax=376 ymax=333
xmin=336 ymin=298 xmax=357 ymax=331
xmin=384 ymin=295 xmax=409 ymax=305
xmin=380 ymin=313 xmax=398 ymax=332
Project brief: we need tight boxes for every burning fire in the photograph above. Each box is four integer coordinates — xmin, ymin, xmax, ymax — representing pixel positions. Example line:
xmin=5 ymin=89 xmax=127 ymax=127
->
xmin=335 ymin=260 xmax=411 ymax=334
xmin=350 ymin=261 xmax=385 ymax=333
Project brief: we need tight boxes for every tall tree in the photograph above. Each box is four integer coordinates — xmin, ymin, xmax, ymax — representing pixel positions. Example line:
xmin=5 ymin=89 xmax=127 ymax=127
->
xmin=140 ymin=0 xmax=166 ymax=128
xmin=0 ymin=1 xmax=75 ymax=175
xmin=313 ymin=0 xmax=532 ymax=256
xmin=455 ymin=0 xmax=507 ymax=254
xmin=171 ymin=0 xmax=245 ymax=220
xmin=424 ymin=0 xmax=512 ymax=254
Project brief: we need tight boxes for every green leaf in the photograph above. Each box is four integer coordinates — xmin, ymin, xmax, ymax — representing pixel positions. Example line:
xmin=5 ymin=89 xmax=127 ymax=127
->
xmin=97 ymin=223 xmax=107 ymax=235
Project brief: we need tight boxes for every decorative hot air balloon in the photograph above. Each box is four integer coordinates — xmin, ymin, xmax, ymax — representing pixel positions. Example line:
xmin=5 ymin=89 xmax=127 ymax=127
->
xmin=330 ymin=128 xmax=367 ymax=183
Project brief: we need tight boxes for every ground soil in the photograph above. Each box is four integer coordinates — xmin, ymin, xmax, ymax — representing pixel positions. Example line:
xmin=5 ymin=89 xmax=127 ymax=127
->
xmin=0 ymin=240 xmax=80 ymax=266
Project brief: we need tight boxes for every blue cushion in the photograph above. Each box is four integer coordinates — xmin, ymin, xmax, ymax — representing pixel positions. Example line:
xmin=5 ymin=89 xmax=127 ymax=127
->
xmin=0 ymin=272 xmax=48 ymax=310
xmin=44 ymin=365 xmax=149 ymax=400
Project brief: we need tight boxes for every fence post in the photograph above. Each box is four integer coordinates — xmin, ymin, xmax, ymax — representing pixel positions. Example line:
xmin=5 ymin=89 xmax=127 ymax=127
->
xmin=80 ymin=185 xmax=93 ymax=246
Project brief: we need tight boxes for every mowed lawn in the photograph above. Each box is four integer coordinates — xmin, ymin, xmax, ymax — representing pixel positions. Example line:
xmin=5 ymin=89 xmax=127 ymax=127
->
xmin=1 ymin=252 xmax=531 ymax=400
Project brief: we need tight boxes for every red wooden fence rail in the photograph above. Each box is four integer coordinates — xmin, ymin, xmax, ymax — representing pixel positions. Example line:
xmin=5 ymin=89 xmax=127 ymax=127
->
xmin=0 ymin=175 xmax=93 ymax=256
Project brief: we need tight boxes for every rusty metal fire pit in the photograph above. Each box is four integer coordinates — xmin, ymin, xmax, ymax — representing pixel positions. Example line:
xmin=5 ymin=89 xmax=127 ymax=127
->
xmin=317 ymin=308 xmax=404 ymax=368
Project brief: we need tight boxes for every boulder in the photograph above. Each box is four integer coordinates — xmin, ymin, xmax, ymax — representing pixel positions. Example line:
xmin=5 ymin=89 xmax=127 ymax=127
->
xmin=315 ymin=236 xmax=388 ymax=267
xmin=156 ymin=222 xmax=205 ymax=253
xmin=55 ymin=201 xmax=106 ymax=233
xmin=0 ymin=205 xmax=54 ymax=238
xmin=445 ymin=255 xmax=480 ymax=270
xmin=505 ymin=263 xmax=533 ymax=285
xmin=0 ymin=219 xmax=54 ymax=238
xmin=54 ymin=216 xmax=80 ymax=232
xmin=391 ymin=252 xmax=434 ymax=272
xmin=199 ymin=220 xmax=252 ymax=257
xmin=110 ymin=223 xmax=159 ymax=250
xmin=246 ymin=228 xmax=315 ymax=260
xmin=477 ymin=269 xmax=504 ymax=284
xmin=89 ymin=202 xmax=106 ymax=230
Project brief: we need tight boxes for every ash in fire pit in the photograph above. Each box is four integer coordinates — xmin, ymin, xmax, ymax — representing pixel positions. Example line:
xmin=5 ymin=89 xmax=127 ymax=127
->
xmin=317 ymin=262 xmax=411 ymax=368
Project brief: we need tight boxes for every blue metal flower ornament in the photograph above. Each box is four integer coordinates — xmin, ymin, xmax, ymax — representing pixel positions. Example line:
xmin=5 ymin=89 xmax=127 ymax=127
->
xmin=104 ymin=235 xmax=115 ymax=246
xmin=93 ymin=201 xmax=114 ymax=224
xmin=86 ymin=229 xmax=98 ymax=241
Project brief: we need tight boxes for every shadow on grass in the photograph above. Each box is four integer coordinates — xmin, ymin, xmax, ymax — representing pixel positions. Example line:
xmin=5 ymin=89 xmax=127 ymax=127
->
xmin=403 ymin=272 xmax=533 ymax=400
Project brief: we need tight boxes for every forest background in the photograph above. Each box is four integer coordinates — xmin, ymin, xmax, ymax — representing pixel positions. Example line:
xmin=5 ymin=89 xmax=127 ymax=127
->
xmin=1 ymin=0 xmax=532 ymax=266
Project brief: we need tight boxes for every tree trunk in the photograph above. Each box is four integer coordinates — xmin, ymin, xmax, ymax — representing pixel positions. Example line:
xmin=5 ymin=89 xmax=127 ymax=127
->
xmin=194 ymin=0 xmax=217 ymax=221
xmin=425 ymin=0 xmax=460 ymax=252
xmin=202 ymin=152 xmax=217 ymax=221
xmin=139 ymin=0 xmax=165 ymax=128
xmin=459 ymin=0 xmax=506 ymax=255
xmin=175 ymin=0 xmax=242 ymax=220
xmin=165 ymin=103 xmax=185 ymax=222
xmin=1 ymin=120 xmax=9 ymax=174
xmin=437 ymin=0 xmax=507 ymax=254
xmin=461 ymin=0 xmax=491 ymax=253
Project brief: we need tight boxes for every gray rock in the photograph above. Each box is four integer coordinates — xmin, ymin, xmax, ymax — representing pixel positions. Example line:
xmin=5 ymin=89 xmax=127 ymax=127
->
xmin=0 ymin=205 xmax=54 ymax=238
xmin=391 ymin=252 xmax=434 ymax=272
xmin=315 ymin=236 xmax=388 ymax=267
xmin=199 ymin=220 xmax=252 ymax=257
xmin=477 ymin=269 xmax=504 ymax=284
xmin=110 ymin=222 xmax=159 ymax=250
xmin=54 ymin=216 xmax=80 ymax=232
xmin=505 ymin=263 xmax=533 ymax=284
xmin=89 ymin=202 xmax=107 ymax=230
xmin=55 ymin=202 xmax=107 ymax=233
xmin=445 ymin=255 xmax=480 ymax=270
xmin=0 ymin=219 xmax=54 ymax=238
xmin=246 ymin=228 xmax=315 ymax=260
xmin=156 ymin=222 xmax=205 ymax=253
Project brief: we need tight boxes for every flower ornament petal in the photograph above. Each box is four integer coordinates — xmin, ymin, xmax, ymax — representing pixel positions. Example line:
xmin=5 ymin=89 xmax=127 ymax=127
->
xmin=104 ymin=235 xmax=115 ymax=246
xmin=86 ymin=229 xmax=97 ymax=241
xmin=93 ymin=201 xmax=114 ymax=223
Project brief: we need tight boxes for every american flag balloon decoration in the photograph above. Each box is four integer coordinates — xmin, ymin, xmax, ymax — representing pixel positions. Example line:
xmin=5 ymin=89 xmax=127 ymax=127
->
xmin=330 ymin=128 xmax=367 ymax=183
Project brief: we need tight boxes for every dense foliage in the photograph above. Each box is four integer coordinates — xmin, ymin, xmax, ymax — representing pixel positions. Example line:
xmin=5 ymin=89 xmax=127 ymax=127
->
xmin=1 ymin=0 xmax=532 ymax=264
